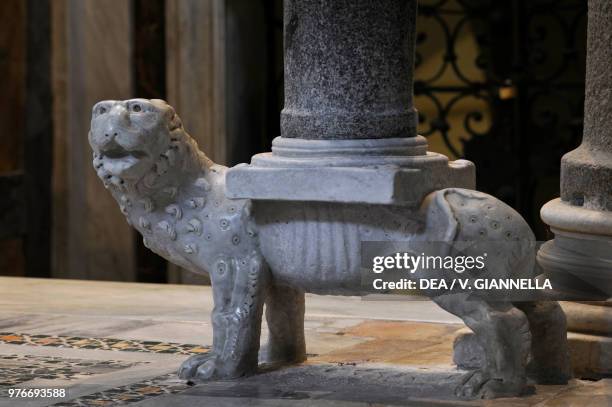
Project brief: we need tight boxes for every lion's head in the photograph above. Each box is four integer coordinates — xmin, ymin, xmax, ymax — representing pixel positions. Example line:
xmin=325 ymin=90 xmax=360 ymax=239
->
xmin=89 ymin=98 xmax=184 ymax=188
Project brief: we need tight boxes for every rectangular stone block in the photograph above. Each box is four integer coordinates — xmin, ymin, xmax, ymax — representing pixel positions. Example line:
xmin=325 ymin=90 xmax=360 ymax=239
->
xmin=226 ymin=164 xmax=474 ymax=205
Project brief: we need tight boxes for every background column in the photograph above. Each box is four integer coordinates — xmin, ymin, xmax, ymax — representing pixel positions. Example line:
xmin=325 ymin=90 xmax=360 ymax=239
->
xmin=538 ymin=0 xmax=612 ymax=378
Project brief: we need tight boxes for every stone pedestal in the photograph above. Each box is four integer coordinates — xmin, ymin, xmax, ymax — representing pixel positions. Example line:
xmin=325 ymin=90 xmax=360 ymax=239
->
xmin=226 ymin=0 xmax=474 ymax=204
xmin=536 ymin=0 xmax=612 ymax=378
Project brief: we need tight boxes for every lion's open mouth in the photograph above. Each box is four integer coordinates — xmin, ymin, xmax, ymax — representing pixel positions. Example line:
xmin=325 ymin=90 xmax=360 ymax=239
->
xmin=102 ymin=147 xmax=147 ymax=160
xmin=96 ymin=143 xmax=149 ymax=177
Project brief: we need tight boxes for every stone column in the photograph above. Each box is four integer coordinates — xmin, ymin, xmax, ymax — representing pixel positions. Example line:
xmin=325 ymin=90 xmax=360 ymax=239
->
xmin=560 ymin=0 xmax=612 ymax=212
xmin=281 ymin=0 xmax=417 ymax=140
xmin=537 ymin=0 xmax=612 ymax=378
xmin=226 ymin=0 xmax=474 ymax=205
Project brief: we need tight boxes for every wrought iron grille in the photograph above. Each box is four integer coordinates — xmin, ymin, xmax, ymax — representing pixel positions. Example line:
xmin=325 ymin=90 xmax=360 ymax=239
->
xmin=414 ymin=0 xmax=586 ymax=237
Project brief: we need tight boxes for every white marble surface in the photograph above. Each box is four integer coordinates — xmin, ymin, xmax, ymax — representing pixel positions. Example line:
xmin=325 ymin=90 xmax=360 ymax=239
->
xmin=0 ymin=277 xmax=460 ymax=345
xmin=1 ymin=277 xmax=610 ymax=406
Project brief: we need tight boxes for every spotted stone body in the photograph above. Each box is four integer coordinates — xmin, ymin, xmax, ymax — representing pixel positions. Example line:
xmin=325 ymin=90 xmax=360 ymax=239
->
xmin=131 ymin=165 xmax=258 ymax=280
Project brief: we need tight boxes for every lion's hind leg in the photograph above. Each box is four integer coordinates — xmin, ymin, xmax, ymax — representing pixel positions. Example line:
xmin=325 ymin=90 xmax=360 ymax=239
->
xmin=433 ymin=293 xmax=532 ymax=399
xmin=263 ymin=283 xmax=306 ymax=364
xmin=514 ymin=301 xmax=571 ymax=384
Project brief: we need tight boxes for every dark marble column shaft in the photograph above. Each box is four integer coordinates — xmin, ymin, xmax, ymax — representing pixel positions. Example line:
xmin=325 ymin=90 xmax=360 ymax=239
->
xmin=281 ymin=0 xmax=418 ymax=140
xmin=561 ymin=0 xmax=612 ymax=210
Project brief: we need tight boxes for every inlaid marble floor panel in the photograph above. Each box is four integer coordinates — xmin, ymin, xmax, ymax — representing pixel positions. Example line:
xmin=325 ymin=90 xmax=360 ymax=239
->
xmin=0 ymin=277 xmax=610 ymax=406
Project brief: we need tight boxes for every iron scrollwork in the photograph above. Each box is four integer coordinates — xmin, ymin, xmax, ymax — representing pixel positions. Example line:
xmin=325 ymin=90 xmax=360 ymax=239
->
xmin=415 ymin=0 xmax=586 ymax=238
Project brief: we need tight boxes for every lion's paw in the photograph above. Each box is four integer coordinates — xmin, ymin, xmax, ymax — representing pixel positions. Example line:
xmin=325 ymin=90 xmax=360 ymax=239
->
xmin=178 ymin=353 xmax=220 ymax=383
xmin=456 ymin=370 xmax=533 ymax=399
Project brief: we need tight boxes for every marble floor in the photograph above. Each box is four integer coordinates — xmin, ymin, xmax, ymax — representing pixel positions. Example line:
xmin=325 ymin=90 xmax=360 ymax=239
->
xmin=0 ymin=277 xmax=610 ymax=406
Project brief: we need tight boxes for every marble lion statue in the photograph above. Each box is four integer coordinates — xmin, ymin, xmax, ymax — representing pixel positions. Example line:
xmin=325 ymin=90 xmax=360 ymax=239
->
xmin=89 ymin=98 xmax=570 ymax=399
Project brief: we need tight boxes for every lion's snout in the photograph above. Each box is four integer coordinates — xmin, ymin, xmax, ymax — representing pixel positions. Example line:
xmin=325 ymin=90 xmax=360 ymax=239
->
xmin=90 ymin=104 xmax=133 ymax=152
xmin=89 ymin=98 xmax=180 ymax=184
xmin=102 ymin=105 xmax=131 ymax=138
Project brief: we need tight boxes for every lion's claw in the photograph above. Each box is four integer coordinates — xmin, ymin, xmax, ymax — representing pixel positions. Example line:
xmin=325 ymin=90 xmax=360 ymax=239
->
xmin=178 ymin=353 xmax=219 ymax=382
xmin=456 ymin=370 xmax=531 ymax=399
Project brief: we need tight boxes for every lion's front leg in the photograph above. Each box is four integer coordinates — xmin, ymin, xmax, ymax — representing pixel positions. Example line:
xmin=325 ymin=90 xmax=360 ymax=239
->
xmin=179 ymin=252 xmax=268 ymax=382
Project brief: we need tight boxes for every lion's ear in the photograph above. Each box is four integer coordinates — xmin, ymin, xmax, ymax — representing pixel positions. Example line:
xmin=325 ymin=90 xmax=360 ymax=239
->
xmin=151 ymin=98 xmax=168 ymax=106
xmin=150 ymin=99 xmax=182 ymax=131
xmin=150 ymin=99 xmax=171 ymax=115
xmin=168 ymin=112 xmax=183 ymax=131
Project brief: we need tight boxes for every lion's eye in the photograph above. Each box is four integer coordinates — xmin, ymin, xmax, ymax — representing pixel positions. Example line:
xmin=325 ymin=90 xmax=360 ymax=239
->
xmin=132 ymin=104 xmax=142 ymax=112
xmin=98 ymin=106 xmax=107 ymax=114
